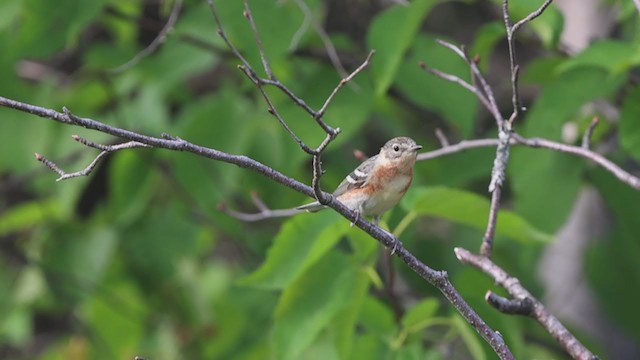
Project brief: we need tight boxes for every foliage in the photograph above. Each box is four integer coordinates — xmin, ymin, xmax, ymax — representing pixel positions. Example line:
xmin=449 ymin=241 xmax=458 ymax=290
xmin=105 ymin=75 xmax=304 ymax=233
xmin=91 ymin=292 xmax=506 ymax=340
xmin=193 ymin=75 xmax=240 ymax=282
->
xmin=1 ymin=0 xmax=639 ymax=359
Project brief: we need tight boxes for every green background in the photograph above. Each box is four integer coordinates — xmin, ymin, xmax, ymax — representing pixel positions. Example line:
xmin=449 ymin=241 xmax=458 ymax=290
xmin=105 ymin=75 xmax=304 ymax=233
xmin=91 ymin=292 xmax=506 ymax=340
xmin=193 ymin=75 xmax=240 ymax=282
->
xmin=1 ymin=0 xmax=639 ymax=359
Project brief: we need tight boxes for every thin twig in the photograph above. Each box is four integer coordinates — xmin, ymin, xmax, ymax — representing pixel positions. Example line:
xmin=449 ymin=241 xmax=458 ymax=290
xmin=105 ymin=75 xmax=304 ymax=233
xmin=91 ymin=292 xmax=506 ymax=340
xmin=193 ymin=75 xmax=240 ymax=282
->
xmin=480 ymin=187 xmax=501 ymax=256
xmin=485 ymin=291 xmax=534 ymax=316
xmin=109 ymin=0 xmax=183 ymax=74
xmin=429 ymin=40 xmax=503 ymax=125
xmin=218 ymin=202 xmax=302 ymax=222
xmin=581 ymin=116 xmax=599 ymax=149
xmin=243 ymin=0 xmax=276 ymax=80
xmin=417 ymin=138 xmax=500 ymax=161
xmin=455 ymin=248 xmax=598 ymax=360
xmin=317 ymin=50 xmax=375 ymax=120
xmin=512 ymin=133 xmax=640 ymax=189
xmin=291 ymin=0 xmax=350 ymax=80
xmin=35 ymin=136 xmax=150 ymax=181
xmin=435 ymin=128 xmax=450 ymax=147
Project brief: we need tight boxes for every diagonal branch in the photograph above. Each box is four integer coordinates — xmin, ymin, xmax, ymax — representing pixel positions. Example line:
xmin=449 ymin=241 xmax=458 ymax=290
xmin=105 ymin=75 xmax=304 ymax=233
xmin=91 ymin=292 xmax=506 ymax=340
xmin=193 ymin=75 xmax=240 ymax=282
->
xmin=0 ymin=95 xmax=514 ymax=360
xmin=455 ymin=248 xmax=598 ymax=360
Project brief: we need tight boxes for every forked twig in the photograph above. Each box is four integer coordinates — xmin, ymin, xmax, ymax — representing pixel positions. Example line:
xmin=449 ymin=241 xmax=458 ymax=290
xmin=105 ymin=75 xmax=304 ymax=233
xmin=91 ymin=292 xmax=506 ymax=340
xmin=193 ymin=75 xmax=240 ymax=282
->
xmin=455 ymin=248 xmax=598 ymax=360
xmin=35 ymin=135 xmax=150 ymax=181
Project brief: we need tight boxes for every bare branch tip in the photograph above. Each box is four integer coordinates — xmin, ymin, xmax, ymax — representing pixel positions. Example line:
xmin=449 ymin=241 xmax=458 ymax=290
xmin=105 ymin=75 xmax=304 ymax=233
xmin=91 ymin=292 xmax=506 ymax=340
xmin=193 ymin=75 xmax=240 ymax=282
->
xmin=453 ymin=247 xmax=465 ymax=260
xmin=34 ymin=153 xmax=43 ymax=161
xmin=217 ymin=202 xmax=227 ymax=211
xmin=418 ymin=60 xmax=427 ymax=69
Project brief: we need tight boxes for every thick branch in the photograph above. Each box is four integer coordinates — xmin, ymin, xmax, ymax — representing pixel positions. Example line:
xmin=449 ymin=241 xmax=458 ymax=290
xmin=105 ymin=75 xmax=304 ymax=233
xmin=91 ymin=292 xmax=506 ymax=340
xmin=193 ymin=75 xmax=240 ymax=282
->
xmin=455 ymin=248 xmax=598 ymax=360
xmin=0 ymin=95 xmax=513 ymax=360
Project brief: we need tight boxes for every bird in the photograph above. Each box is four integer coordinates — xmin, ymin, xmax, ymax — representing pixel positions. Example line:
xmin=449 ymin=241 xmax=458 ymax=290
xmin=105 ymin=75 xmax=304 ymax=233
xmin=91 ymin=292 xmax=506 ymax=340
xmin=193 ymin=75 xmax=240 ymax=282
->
xmin=297 ymin=137 xmax=422 ymax=227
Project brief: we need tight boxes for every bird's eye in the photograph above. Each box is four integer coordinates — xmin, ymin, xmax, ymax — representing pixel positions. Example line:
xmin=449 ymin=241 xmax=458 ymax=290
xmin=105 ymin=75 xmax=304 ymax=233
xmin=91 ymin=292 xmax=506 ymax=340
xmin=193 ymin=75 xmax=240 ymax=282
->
xmin=393 ymin=144 xmax=400 ymax=152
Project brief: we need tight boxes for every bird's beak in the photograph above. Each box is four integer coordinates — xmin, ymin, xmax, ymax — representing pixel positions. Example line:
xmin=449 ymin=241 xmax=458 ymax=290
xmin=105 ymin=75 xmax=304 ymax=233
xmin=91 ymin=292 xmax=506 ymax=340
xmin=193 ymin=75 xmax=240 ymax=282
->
xmin=411 ymin=144 xmax=423 ymax=151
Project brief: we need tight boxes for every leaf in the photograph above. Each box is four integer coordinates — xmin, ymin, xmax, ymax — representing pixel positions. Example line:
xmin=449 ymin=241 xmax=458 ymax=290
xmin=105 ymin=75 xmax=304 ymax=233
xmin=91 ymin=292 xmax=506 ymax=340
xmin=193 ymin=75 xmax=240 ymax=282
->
xmin=273 ymin=252 xmax=358 ymax=360
xmin=395 ymin=34 xmax=478 ymax=137
xmin=0 ymin=200 xmax=59 ymax=236
xmin=367 ymin=0 xmax=439 ymax=96
xmin=42 ymin=227 xmax=118 ymax=303
xmin=401 ymin=298 xmax=439 ymax=331
xmin=122 ymin=207 xmax=199 ymax=281
xmin=619 ymin=86 xmax=640 ymax=161
xmin=358 ymin=296 xmax=397 ymax=337
xmin=18 ymin=0 xmax=109 ymax=57
xmin=470 ymin=21 xmax=505 ymax=72
xmin=587 ymin=169 xmax=640 ymax=341
xmin=82 ymin=280 xmax=147 ymax=358
xmin=108 ymin=151 xmax=158 ymax=227
xmin=511 ymin=66 xmax=624 ymax=231
xmin=333 ymin=241 xmax=376 ymax=359
xmin=452 ymin=314 xmax=487 ymax=360
xmin=558 ymin=40 xmax=640 ymax=75
xmin=403 ymin=186 xmax=551 ymax=243
xmin=239 ymin=211 xmax=349 ymax=289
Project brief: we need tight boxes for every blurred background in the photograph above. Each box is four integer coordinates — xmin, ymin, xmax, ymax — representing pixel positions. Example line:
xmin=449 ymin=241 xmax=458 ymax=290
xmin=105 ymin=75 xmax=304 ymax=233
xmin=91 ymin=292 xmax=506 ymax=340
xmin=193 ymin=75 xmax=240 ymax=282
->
xmin=1 ymin=0 xmax=640 ymax=359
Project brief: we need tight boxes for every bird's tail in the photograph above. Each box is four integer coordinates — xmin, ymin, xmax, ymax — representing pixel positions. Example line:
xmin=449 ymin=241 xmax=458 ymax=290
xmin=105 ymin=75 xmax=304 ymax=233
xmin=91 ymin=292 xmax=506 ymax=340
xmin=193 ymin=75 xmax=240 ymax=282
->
xmin=296 ymin=201 xmax=326 ymax=212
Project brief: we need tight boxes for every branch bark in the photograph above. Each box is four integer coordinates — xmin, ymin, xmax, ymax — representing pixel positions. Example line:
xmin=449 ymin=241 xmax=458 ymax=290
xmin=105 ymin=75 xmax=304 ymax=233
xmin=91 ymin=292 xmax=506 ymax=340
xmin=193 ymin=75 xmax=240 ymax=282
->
xmin=455 ymin=248 xmax=599 ymax=360
xmin=0 ymin=95 xmax=514 ymax=359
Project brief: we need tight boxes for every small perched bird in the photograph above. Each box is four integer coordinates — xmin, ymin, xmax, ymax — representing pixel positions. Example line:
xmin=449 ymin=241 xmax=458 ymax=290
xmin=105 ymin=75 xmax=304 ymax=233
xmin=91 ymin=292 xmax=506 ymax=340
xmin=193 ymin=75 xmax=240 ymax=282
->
xmin=298 ymin=137 xmax=422 ymax=225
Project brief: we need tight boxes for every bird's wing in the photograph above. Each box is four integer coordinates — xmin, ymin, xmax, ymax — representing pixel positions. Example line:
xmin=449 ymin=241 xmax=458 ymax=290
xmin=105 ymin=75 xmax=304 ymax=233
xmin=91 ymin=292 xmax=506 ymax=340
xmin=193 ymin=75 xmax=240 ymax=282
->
xmin=332 ymin=155 xmax=378 ymax=197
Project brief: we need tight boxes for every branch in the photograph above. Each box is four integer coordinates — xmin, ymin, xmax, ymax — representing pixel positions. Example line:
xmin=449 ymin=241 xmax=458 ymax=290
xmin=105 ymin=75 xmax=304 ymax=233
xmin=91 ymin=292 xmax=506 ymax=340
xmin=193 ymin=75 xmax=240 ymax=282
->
xmin=109 ymin=0 xmax=183 ymax=74
xmin=581 ymin=116 xmax=599 ymax=149
xmin=455 ymin=248 xmax=599 ymax=360
xmin=291 ymin=0 xmax=350 ymax=80
xmin=427 ymin=1 xmax=555 ymax=257
xmin=416 ymin=132 xmax=640 ymax=191
xmin=35 ymin=136 xmax=151 ymax=181
xmin=0 ymin=95 xmax=514 ymax=360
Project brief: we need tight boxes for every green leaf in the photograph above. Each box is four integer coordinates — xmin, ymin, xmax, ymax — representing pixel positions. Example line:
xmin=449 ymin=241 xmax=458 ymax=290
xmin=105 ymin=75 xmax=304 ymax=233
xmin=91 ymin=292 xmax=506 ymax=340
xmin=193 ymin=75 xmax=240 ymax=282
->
xmin=108 ymin=151 xmax=158 ymax=227
xmin=619 ymin=86 xmax=640 ymax=161
xmin=558 ymin=40 xmax=640 ymax=75
xmin=18 ymin=0 xmax=109 ymax=57
xmin=511 ymin=66 xmax=624 ymax=231
xmin=82 ymin=280 xmax=147 ymax=358
xmin=358 ymin=296 xmax=397 ymax=337
xmin=470 ymin=21 xmax=505 ymax=72
xmin=403 ymin=186 xmax=551 ymax=243
xmin=0 ymin=0 xmax=21 ymax=32
xmin=0 ymin=200 xmax=59 ymax=236
xmin=333 ymin=249 xmax=375 ymax=359
xmin=122 ymin=207 xmax=199 ymax=281
xmin=42 ymin=227 xmax=118 ymax=303
xmin=401 ymin=298 xmax=439 ymax=331
xmin=367 ymin=0 xmax=439 ymax=96
xmin=239 ymin=211 xmax=349 ymax=289
xmin=452 ymin=314 xmax=487 ymax=360
xmin=396 ymin=34 xmax=478 ymax=136
xmin=273 ymin=252 xmax=358 ymax=360
xmin=588 ymin=169 xmax=640 ymax=341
